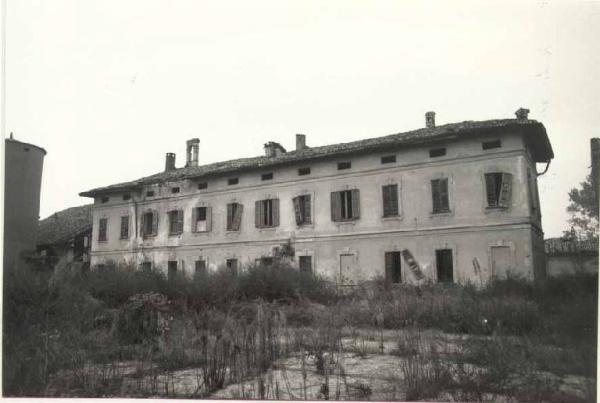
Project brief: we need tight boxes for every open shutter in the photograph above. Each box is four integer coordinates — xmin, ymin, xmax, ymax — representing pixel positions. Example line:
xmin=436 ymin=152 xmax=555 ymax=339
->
xmin=385 ymin=252 xmax=394 ymax=282
xmin=178 ymin=210 xmax=184 ymax=233
xmin=351 ymin=189 xmax=360 ymax=219
xmin=191 ymin=207 xmax=198 ymax=233
xmin=440 ymin=179 xmax=449 ymax=211
xmin=139 ymin=213 xmax=145 ymax=237
xmin=485 ymin=174 xmax=497 ymax=207
xmin=255 ymin=200 xmax=262 ymax=228
xmin=232 ymin=203 xmax=243 ymax=231
xmin=304 ymin=195 xmax=312 ymax=224
xmin=152 ymin=211 xmax=158 ymax=236
xmin=498 ymin=173 xmax=513 ymax=208
xmin=293 ymin=197 xmax=302 ymax=225
xmin=273 ymin=199 xmax=280 ymax=227
xmin=206 ymin=207 xmax=212 ymax=231
xmin=431 ymin=180 xmax=440 ymax=212
xmin=227 ymin=204 xmax=233 ymax=230
xmin=331 ymin=192 xmax=341 ymax=221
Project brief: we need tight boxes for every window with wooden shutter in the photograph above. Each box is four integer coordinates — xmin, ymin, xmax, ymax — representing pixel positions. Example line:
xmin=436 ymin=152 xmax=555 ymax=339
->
xmin=385 ymin=251 xmax=401 ymax=283
xmin=168 ymin=210 xmax=184 ymax=235
xmin=98 ymin=218 xmax=108 ymax=242
xmin=228 ymin=203 xmax=243 ymax=231
xmin=256 ymin=199 xmax=279 ymax=227
xmin=331 ymin=191 xmax=342 ymax=221
xmin=431 ymin=178 xmax=449 ymax=214
xmin=120 ymin=216 xmax=129 ymax=239
xmin=272 ymin=199 xmax=280 ymax=227
xmin=193 ymin=206 xmax=209 ymax=232
xmin=350 ymin=189 xmax=360 ymax=219
xmin=151 ymin=211 xmax=159 ymax=236
xmin=331 ymin=190 xmax=359 ymax=221
xmin=382 ymin=184 xmax=399 ymax=217
xmin=498 ymin=173 xmax=512 ymax=208
xmin=485 ymin=173 xmax=512 ymax=208
xmin=293 ymin=196 xmax=302 ymax=225
xmin=255 ymin=200 xmax=263 ymax=228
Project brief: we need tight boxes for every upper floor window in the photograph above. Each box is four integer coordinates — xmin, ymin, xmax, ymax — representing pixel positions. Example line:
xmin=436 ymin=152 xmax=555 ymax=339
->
xmin=168 ymin=210 xmax=184 ymax=235
xmin=98 ymin=218 xmax=108 ymax=242
xmin=228 ymin=177 xmax=239 ymax=185
xmin=331 ymin=189 xmax=360 ymax=221
xmin=293 ymin=194 xmax=312 ymax=225
xmin=227 ymin=203 xmax=243 ymax=231
xmin=261 ymin=172 xmax=273 ymax=181
xmin=429 ymin=147 xmax=446 ymax=158
xmin=482 ymin=139 xmax=502 ymax=150
xmin=382 ymin=184 xmax=399 ymax=217
xmin=485 ymin=173 xmax=512 ymax=208
xmin=298 ymin=167 xmax=311 ymax=176
xmin=141 ymin=210 xmax=158 ymax=238
xmin=120 ymin=216 xmax=129 ymax=239
xmin=381 ymin=155 xmax=396 ymax=164
xmin=192 ymin=206 xmax=212 ymax=232
xmin=431 ymin=178 xmax=450 ymax=214
xmin=198 ymin=182 xmax=208 ymax=190
xmin=337 ymin=161 xmax=351 ymax=170
xmin=171 ymin=187 xmax=180 ymax=194
xmin=255 ymin=199 xmax=280 ymax=228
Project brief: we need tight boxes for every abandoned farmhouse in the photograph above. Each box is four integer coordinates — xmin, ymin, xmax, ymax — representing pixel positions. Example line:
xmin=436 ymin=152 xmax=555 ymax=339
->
xmin=79 ymin=109 xmax=554 ymax=284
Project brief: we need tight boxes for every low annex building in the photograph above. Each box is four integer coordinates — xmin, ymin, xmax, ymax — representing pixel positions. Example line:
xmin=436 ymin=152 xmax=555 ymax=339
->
xmin=80 ymin=109 xmax=553 ymax=284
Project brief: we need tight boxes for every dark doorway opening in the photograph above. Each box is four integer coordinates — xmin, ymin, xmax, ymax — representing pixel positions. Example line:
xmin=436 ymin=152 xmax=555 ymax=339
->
xmin=436 ymin=249 xmax=454 ymax=283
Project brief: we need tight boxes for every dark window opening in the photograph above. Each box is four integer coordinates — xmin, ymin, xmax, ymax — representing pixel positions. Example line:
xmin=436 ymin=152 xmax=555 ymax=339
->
xmin=98 ymin=218 xmax=108 ymax=242
xmin=431 ymin=178 xmax=450 ymax=214
xmin=331 ymin=189 xmax=360 ymax=221
xmin=436 ymin=249 xmax=454 ymax=283
xmin=482 ymin=139 xmax=502 ymax=150
xmin=337 ymin=161 xmax=351 ymax=170
xmin=226 ymin=258 xmax=238 ymax=276
xmin=228 ymin=177 xmax=239 ymax=185
xmin=256 ymin=257 xmax=274 ymax=266
xmin=195 ymin=260 xmax=207 ymax=278
xmin=168 ymin=210 xmax=184 ymax=235
xmin=171 ymin=187 xmax=180 ymax=194
xmin=485 ymin=172 xmax=512 ymax=208
xmin=385 ymin=251 xmax=402 ymax=283
xmin=293 ymin=194 xmax=312 ymax=225
xmin=120 ymin=216 xmax=129 ymax=239
xmin=227 ymin=203 xmax=243 ymax=231
xmin=261 ymin=172 xmax=273 ymax=181
xmin=140 ymin=262 xmax=152 ymax=272
xmin=429 ymin=147 xmax=446 ymax=158
xmin=299 ymin=256 xmax=312 ymax=274
xmin=168 ymin=261 xmax=177 ymax=281
xmin=101 ymin=196 xmax=109 ymax=203
xmin=142 ymin=211 xmax=156 ymax=237
xmin=198 ymin=182 xmax=208 ymax=190
xmin=193 ymin=206 xmax=210 ymax=232
xmin=381 ymin=155 xmax=396 ymax=164
xmin=298 ymin=167 xmax=311 ymax=176
xmin=382 ymin=184 xmax=399 ymax=217
xmin=146 ymin=190 xmax=155 ymax=197
xmin=123 ymin=194 xmax=131 ymax=201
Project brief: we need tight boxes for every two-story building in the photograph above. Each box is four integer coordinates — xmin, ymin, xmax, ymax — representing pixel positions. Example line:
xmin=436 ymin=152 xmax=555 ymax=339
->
xmin=80 ymin=109 xmax=553 ymax=284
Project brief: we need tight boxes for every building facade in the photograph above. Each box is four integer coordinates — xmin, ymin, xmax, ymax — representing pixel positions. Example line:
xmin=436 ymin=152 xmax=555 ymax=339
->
xmin=80 ymin=110 xmax=553 ymax=284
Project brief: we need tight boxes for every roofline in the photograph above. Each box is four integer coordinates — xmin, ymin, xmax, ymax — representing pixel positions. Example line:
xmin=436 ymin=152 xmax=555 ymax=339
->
xmin=5 ymin=138 xmax=48 ymax=155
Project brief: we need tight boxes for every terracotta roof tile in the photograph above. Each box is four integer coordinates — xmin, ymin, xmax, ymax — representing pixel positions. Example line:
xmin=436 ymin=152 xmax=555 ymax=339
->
xmin=37 ymin=204 xmax=93 ymax=246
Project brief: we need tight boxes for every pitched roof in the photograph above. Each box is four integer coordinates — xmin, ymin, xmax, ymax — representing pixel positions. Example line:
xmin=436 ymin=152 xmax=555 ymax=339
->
xmin=545 ymin=237 xmax=598 ymax=255
xmin=37 ymin=204 xmax=93 ymax=246
xmin=80 ymin=118 xmax=552 ymax=197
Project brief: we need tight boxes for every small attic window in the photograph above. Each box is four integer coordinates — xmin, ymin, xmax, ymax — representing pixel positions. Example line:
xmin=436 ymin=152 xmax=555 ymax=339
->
xmin=146 ymin=190 xmax=155 ymax=197
xmin=337 ymin=161 xmax=351 ymax=170
xmin=171 ymin=187 xmax=180 ymax=194
xmin=198 ymin=182 xmax=208 ymax=190
xmin=298 ymin=167 xmax=311 ymax=176
xmin=429 ymin=147 xmax=446 ymax=158
xmin=228 ymin=177 xmax=239 ymax=185
xmin=482 ymin=139 xmax=502 ymax=150
xmin=100 ymin=196 xmax=109 ymax=203
xmin=123 ymin=194 xmax=131 ymax=201
xmin=261 ymin=173 xmax=273 ymax=181
xmin=381 ymin=155 xmax=396 ymax=164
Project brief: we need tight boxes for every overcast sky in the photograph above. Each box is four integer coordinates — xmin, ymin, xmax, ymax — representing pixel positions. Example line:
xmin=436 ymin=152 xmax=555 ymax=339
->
xmin=5 ymin=0 xmax=600 ymax=238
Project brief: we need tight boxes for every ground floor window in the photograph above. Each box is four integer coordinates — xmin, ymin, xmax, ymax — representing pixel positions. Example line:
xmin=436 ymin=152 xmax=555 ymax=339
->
xmin=226 ymin=258 xmax=238 ymax=276
xmin=195 ymin=259 xmax=207 ymax=278
xmin=436 ymin=249 xmax=454 ymax=283
xmin=140 ymin=262 xmax=151 ymax=272
xmin=299 ymin=256 xmax=312 ymax=273
xmin=385 ymin=251 xmax=402 ymax=283
xmin=168 ymin=261 xmax=178 ymax=281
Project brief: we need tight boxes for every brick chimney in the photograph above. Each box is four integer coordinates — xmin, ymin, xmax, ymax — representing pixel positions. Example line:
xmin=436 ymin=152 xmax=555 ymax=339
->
xmin=264 ymin=142 xmax=287 ymax=157
xmin=515 ymin=108 xmax=530 ymax=121
xmin=165 ymin=153 xmax=176 ymax=172
xmin=425 ymin=111 xmax=436 ymax=128
xmin=186 ymin=138 xmax=199 ymax=167
xmin=296 ymin=134 xmax=307 ymax=151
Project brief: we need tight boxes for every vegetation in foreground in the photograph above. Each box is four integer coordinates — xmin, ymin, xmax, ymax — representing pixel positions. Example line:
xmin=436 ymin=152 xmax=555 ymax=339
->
xmin=3 ymin=258 xmax=597 ymax=401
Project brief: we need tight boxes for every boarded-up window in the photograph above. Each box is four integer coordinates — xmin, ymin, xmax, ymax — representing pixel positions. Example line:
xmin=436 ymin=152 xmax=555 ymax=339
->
xmin=141 ymin=211 xmax=158 ymax=238
xmin=227 ymin=203 xmax=243 ymax=231
xmin=331 ymin=189 xmax=360 ymax=221
xmin=226 ymin=258 xmax=238 ymax=276
xmin=485 ymin=173 xmax=512 ymax=208
xmin=120 ymin=216 xmax=129 ymax=239
xmin=293 ymin=195 xmax=312 ymax=225
xmin=436 ymin=249 xmax=453 ymax=283
xmin=382 ymin=184 xmax=399 ymax=217
xmin=168 ymin=261 xmax=177 ymax=281
xmin=192 ymin=206 xmax=212 ymax=232
xmin=431 ymin=178 xmax=450 ymax=214
xmin=168 ymin=210 xmax=184 ymax=235
xmin=255 ymin=199 xmax=279 ymax=228
xmin=98 ymin=218 xmax=108 ymax=242
xmin=299 ymin=256 xmax=312 ymax=273
xmin=385 ymin=251 xmax=402 ymax=283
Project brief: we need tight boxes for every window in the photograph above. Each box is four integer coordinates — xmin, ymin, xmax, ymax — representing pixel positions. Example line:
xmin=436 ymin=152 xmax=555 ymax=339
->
xmin=140 ymin=262 xmax=152 ymax=272
xmin=195 ymin=260 xmax=207 ymax=277
xmin=120 ymin=216 xmax=129 ymax=239
xmin=429 ymin=147 xmax=446 ymax=158
xmin=228 ymin=177 xmax=239 ymax=185
xmin=381 ymin=155 xmax=396 ymax=164
xmin=331 ymin=189 xmax=360 ymax=221
xmin=198 ymin=182 xmax=208 ymax=190
xmin=171 ymin=187 xmax=180 ymax=194
xmin=382 ymin=184 xmax=399 ymax=217
xmin=255 ymin=199 xmax=280 ymax=228
xmin=141 ymin=211 xmax=158 ymax=238
xmin=256 ymin=257 xmax=273 ymax=266
xmin=298 ymin=167 xmax=311 ymax=176
xmin=482 ymin=139 xmax=502 ymax=150
xmin=101 ymin=196 xmax=109 ymax=204
xmin=146 ymin=190 xmax=155 ymax=197
xmin=168 ymin=261 xmax=178 ymax=281
xmin=98 ymin=218 xmax=108 ymax=242
xmin=192 ymin=206 xmax=212 ymax=232
xmin=293 ymin=194 xmax=312 ymax=225
xmin=299 ymin=256 xmax=312 ymax=274
xmin=436 ymin=249 xmax=454 ymax=283
xmin=226 ymin=258 xmax=238 ymax=276
xmin=485 ymin=173 xmax=512 ymax=208
xmin=168 ymin=210 xmax=184 ymax=235
xmin=385 ymin=252 xmax=402 ymax=283
xmin=227 ymin=203 xmax=243 ymax=231
xmin=123 ymin=194 xmax=131 ymax=201
xmin=337 ymin=161 xmax=351 ymax=170
xmin=261 ymin=172 xmax=273 ymax=181
xmin=431 ymin=178 xmax=450 ymax=214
